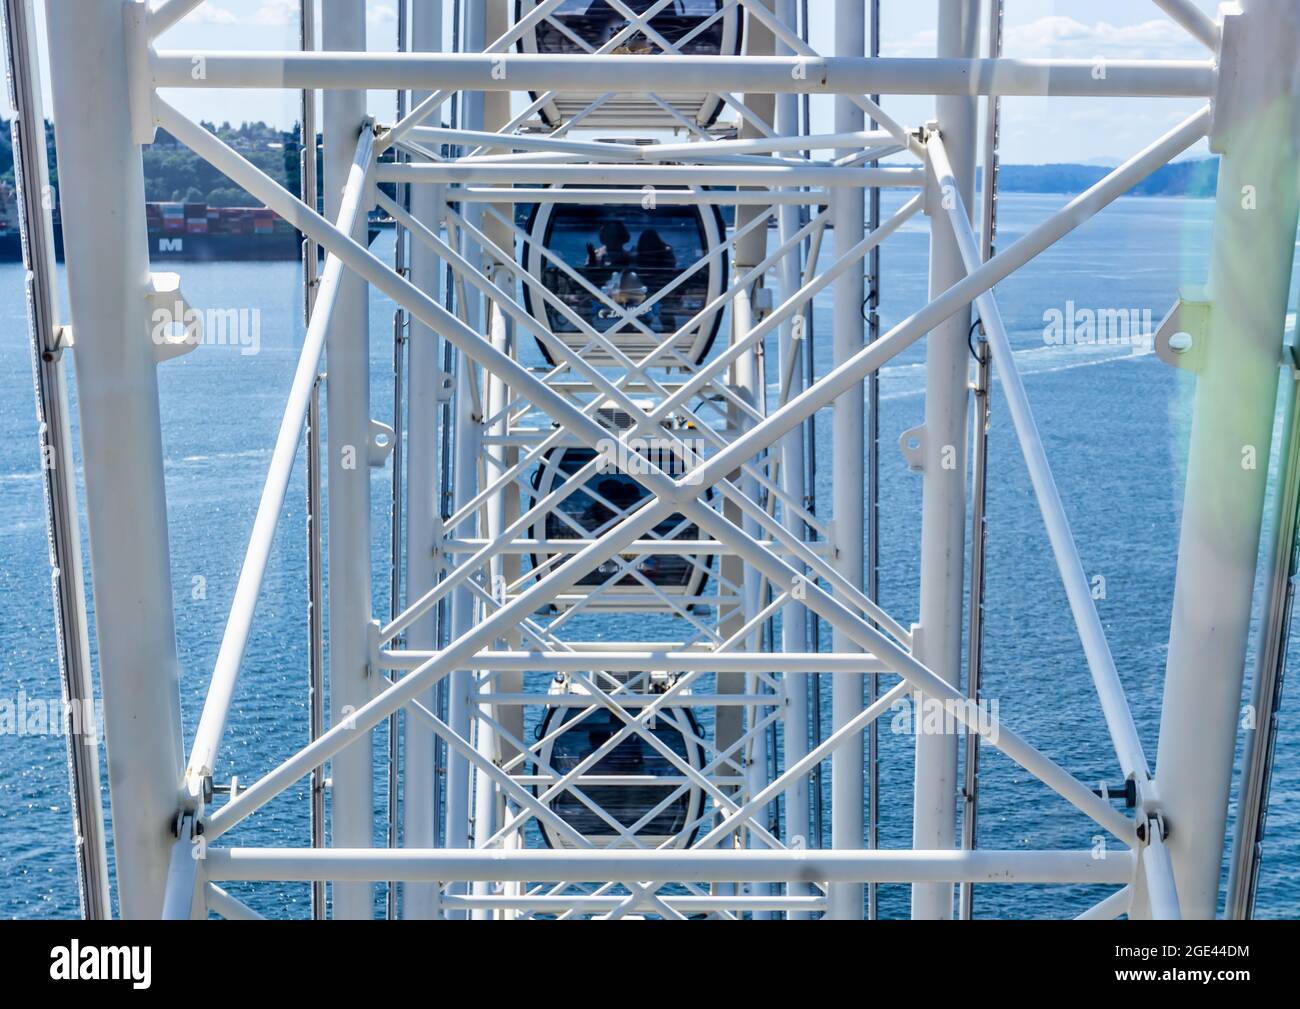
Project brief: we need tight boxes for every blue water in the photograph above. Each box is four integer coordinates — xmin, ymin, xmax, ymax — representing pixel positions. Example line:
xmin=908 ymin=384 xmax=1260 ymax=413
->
xmin=0 ymin=192 xmax=1297 ymax=918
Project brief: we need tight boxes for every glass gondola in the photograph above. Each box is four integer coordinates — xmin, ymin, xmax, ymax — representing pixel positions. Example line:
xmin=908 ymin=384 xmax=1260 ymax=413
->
xmin=522 ymin=190 xmax=726 ymax=367
xmin=532 ymin=673 xmax=705 ymax=849
xmin=515 ymin=1 xmax=743 ymax=128
xmin=528 ymin=436 xmax=713 ymax=604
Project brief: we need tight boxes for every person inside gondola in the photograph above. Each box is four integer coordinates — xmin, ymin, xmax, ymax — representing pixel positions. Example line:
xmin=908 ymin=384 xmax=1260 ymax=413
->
xmin=584 ymin=219 xmax=632 ymax=285
xmin=636 ymin=228 xmax=678 ymax=328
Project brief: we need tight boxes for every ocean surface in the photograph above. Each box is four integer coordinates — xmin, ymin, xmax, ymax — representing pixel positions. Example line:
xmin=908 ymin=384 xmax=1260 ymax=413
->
xmin=0 ymin=191 xmax=1297 ymax=919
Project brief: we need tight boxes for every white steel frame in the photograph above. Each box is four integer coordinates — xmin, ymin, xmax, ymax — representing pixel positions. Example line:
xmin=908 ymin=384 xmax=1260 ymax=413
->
xmin=26 ymin=0 xmax=1300 ymax=920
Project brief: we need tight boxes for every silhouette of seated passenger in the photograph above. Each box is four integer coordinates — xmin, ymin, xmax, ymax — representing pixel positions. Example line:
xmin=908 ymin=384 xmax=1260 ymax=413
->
xmin=584 ymin=219 xmax=632 ymax=288
xmin=635 ymin=228 xmax=678 ymax=327
xmin=635 ymin=229 xmax=677 ymax=293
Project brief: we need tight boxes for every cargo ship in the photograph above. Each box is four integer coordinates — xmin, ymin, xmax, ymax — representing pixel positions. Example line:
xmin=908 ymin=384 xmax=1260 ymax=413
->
xmin=0 ymin=185 xmax=375 ymax=262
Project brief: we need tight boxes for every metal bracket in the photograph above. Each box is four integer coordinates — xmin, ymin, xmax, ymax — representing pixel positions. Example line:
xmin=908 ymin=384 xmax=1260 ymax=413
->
xmin=122 ymin=1 xmax=158 ymax=146
xmin=1152 ymin=287 xmax=1210 ymax=373
xmin=1285 ymin=315 xmax=1300 ymax=378
xmin=1208 ymin=7 xmax=1245 ymax=155
xmin=366 ymin=619 xmax=382 ymax=679
xmin=435 ymin=369 xmax=456 ymax=402
xmin=172 ymin=808 xmax=201 ymax=840
xmin=42 ymin=324 xmax=74 ymax=363
xmin=146 ymin=272 xmax=203 ymax=363
xmin=1092 ymin=779 xmax=1138 ymax=808
xmin=899 ymin=425 xmax=926 ymax=472
xmin=368 ymin=419 xmax=397 ymax=467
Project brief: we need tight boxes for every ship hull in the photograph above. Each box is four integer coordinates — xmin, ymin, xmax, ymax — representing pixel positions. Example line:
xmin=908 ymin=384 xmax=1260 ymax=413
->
xmin=0 ymin=227 xmax=380 ymax=262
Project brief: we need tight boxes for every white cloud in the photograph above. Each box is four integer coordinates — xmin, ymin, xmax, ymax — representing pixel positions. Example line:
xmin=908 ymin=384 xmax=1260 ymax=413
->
xmin=890 ymin=15 xmax=1205 ymax=60
xmin=239 ymin=0 xmax=393 ymax=28
xmin=188 ymin=5 xmax=238 ymax=25
xmin=248 ymin=0 xmax=297 ymax=27
xmin=1003 ymin=16 xmax=1205 ymax=60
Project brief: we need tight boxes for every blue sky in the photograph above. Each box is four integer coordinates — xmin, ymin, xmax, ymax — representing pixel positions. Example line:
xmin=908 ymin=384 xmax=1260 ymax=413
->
xmin=15 ymin=0 xmax=1222 ymax=165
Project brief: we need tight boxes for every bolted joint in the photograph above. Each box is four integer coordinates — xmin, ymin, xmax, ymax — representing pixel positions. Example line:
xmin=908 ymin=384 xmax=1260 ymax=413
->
xmin=1135 ymin=812 xmax=1169 ymax=844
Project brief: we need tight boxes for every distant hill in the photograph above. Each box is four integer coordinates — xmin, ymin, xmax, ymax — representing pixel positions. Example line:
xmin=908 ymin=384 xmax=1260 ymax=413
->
xmin=983 ymin=158 xmax=1220 ymax=198
xmin=0 ymin=119 xmax=1224 ymax=206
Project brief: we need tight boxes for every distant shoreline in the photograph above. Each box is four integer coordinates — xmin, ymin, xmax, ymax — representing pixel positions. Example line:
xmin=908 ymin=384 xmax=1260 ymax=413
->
xmin=984 ymin=158 xmax=1219 ymax=199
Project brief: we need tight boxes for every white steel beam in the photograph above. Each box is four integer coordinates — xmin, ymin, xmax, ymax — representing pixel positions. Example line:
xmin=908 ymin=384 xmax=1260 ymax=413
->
xmin=185 ymin=129 xmax=374 ymax=788
xmin=827 ymin=0 xmax=865 ymax=922
xmin=204 ymin=847 xmax=1135 ymax=885
xmin=402 ymin=0 xmax=443 ymax=922
xmin=149 ymin=52 xmax=1217 ymax=98
xmin=44 ymin=0 xmax=187 ymax=919
xmin=171 ymin=103 xmax=1206 ymax=852
xmin=376 ymin=162 xmax=923 ymax=188
xmin=1155 ymin=0 xmax=1300 ymax=919
xmin=930 ymin=133 xmax=1151 ymax=786
xmin=321 ymin=0 xmax=373 ymax=920
xmin=379 ymin=651 xmax=888 ymax=674
xmin=4 ymin=0 xmax=111 ymax=920
xmin=149 ymin=0 xmax=206 ymax=37
xmin=1152 ymin=0 xmax=1221 ymax=51
xmin=773 ymin=5 xmax=811 ymax=892
xmin=912 ymin=0 xmax=978 ymax=921
xmin=687 ymin=108 xmax=1211 ymax=498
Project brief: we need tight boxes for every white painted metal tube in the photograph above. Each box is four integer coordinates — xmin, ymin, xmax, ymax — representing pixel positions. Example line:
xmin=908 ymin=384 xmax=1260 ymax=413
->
xmin=1152 ymin=0 xmax=1221 ymax=51
xmin=1143 ymin=830 xmax=1183 ymax=920
xmin=4 ymin=0 xmax=111 ymax=920
xmin=1155 ymin=0 xmax=1300 ymax=919
xmin=204 ymin=847 xmax=1135 ymax=885
xmin=912 ymin=1 xmax=978 ymax=921
xmin=678 ymin=498 xmax=1138 ymax=843
xmin=442 ymin=895 xmax=827 ymax=912
xmin=204 ymin=499 xmax=678 ymax=840
xmin=649 ymin=129 xmax=895 ymax=158
xmin=185 ymin=105 xmax=1205 ymax=849
xmin=148 ymin=0 xmax=206 ymax=37
xmin=379 ymin=651 xmax=888 ymax=673
xmin=150 ymin=52 xmax=1217 ymax=97
xmin=772 ymin=5 xmax=809 ymax=869
xmin=453 ymin=188 xmax=829 ymax=205
xmin=1076 ymin=887 xmax=1133 ymax=920
xmin=320 ymin=0 xmax=373 ymax=920
xmin=440 ymin=538 xmax=830 ymax=555
xmin=827 ymin=0 xmax=865 ymax=922
xmin=376 ymin=162 xmax=922 ymax=188
xmin=160 ymin=832 xmax=199 ymax=920
xmin=45 ymin=0 xmax=187 ymax=919
xmin=402 ymin=0 xmax=443 ymax=922
xmin=205 ymin=883 xmax=266 ymax=921
xmin=186 ymin=130 xmax=374 ymax=786
xmin=202 ymin=105 xmax=1196 ymax=850
xmin=930 ymin=132 xmax=1150 ymax=785
xmin=686 ymin=107 xmax=1212 ymax=495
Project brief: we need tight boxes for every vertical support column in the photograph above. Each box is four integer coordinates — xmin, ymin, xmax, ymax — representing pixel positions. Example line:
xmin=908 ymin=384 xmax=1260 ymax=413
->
xmin=403 ymin=0 xmax=444 ymax=922
xmin=299 ymin=0 xmax=328 ymax=923
xmin=774 ymin=0 xmax=810 ymax=919
xmin=470 ymin=6 xmax=523 ymax=918
xmin=910 ymin=0 xmax=977 ymax=921
xmin=7 ymin=0 xmax=111 ymax=919
xmin=444 ymin=0 xmax=488 ymax=915
xmin=721 ymin=4 xmax=775 ymax=893
xmin=471 ymin=297 xmax=508 ymax=921
xmin=322 ymin=0 xmax=373 ymax=920
xmin=42 ymin=0 xmax=186 ymax=919
xmin=864 ymin=0 xmax=882 ymax=921
xmin=1156 ymin=0 xmax=1300 ymax=919
xmin=828 ymin=0 xmax=865 ymax=921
